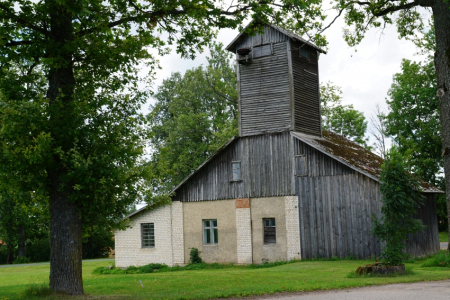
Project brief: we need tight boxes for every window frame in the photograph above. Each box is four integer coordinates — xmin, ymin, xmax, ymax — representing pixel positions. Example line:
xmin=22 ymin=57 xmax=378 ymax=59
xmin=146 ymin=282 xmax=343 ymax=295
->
xmin=203 ymin=219 xmax=218 ymax=245
xmin=263 ymin=218 xmax=276 ymax=245
xmin=231 ymin=160 xmax=242 ymax=181
xmin=299 ymin=47 xmax=310 ymax=60
xmin=252 ymin=43 xmax=273 ymax=59
xmin=141 ymin=223 xmax=155 ymax=248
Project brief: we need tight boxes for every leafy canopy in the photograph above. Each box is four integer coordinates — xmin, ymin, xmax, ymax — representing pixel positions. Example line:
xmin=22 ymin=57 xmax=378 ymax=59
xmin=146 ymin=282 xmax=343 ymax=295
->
xmin=148 ymin=42 xmax=238 ymax=193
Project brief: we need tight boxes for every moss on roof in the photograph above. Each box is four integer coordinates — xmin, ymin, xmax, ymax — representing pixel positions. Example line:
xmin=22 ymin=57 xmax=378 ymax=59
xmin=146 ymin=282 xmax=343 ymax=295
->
xmin=317 ymin=131 xmax=384 ymax=178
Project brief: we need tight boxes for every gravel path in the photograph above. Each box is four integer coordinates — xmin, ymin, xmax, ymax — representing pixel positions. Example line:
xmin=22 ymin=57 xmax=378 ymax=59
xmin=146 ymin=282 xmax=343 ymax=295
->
xmin=228 ymin=280 xmax=450 ymax=300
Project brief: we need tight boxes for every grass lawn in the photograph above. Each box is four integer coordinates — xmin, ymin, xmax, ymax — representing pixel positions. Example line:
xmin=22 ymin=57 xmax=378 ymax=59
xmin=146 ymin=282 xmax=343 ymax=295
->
xmin=439 ymin=231 xmax=448 ymax=243
xmin=1 ymin=258 xmax=450 ymax=300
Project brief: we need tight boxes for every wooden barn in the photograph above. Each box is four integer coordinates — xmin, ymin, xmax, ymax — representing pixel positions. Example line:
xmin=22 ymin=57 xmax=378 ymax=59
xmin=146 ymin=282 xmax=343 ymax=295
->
xmin=114 ymin=23 xmax=442 ymax=267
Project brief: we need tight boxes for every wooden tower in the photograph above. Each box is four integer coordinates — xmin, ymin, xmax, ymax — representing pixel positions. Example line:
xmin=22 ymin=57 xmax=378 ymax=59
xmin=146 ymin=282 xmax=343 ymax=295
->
xmin=226 ymin=24 xmax=326 ymax=137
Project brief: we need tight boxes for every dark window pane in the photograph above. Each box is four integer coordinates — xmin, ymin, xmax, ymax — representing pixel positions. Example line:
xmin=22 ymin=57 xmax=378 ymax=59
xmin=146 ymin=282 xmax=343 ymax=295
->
xmin=214 ymin=228 xmax=218 ymax=243
xmin=300 ymin=48 xmax=309 ymax=59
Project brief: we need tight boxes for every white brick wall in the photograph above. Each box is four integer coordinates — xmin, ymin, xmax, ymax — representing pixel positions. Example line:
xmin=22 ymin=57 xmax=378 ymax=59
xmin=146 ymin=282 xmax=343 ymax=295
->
xmin=171 ymin=201 xmax=185 ymax=265
xmin=236 ymin=207 xmax=253 ymax=264
xmin=284 ymin=196 xmax=301 ymax=260
xmin=115 ymin=204 xmax=178 ymax=267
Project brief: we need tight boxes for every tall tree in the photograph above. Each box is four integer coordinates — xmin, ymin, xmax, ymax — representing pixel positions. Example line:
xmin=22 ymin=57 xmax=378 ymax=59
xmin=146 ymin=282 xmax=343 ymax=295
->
xmin=385 ymin=59 xmax=441 ymax=187
xmin=320 ymin=81 xmax=369 ymax=146
xmin=0 ymin=1 xmax=327 ymax=294
xmin=149 ymin=43 xmax=238 ymax=193
xmin=332 ymin=0 xmax=450 ymax=250
xmin=372 ymin=148 xmax=425 ymax=265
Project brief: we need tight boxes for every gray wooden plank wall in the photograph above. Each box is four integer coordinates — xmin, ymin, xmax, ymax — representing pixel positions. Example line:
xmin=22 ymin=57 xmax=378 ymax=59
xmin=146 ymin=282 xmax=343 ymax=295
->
xmin=239 ymin=41 xmax=291 ymax=136
xmin=295 ymin=136 xmax=440 ymax=259
xmin=172 ymin=132 xmax=295 ymax=202
xmin=294 ymin=137 xmax=382 ymax=259
xmin=405 ymin=193 xmax=440 ymax=257
xmin=290 ymin=40 xmax=321 ymax=136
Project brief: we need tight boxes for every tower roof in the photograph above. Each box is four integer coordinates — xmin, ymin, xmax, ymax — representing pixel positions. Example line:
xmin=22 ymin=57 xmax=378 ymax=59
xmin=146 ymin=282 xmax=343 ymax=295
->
xmin=225 ymin=21 xmax=327 ymax=54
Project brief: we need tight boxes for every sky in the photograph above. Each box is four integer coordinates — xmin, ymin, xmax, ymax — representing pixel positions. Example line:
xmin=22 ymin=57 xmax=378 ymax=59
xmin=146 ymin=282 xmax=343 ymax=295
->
xmin=145 ymin=7 xmax=431 ymax=141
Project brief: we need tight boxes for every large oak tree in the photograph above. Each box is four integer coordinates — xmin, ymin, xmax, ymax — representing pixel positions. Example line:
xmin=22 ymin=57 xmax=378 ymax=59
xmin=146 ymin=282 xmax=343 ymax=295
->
xmin=0 ymin=0 xmax=325 ymax=295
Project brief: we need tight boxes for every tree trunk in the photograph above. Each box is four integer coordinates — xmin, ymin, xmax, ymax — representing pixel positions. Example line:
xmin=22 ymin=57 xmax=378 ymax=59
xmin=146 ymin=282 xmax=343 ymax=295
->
xmin=18 ymin=226 xmax=25 ymax=258
xmin=46 ymin=0 xmax=83 ymax=295
xmin=431 ymin=1 xmax=450 ymax=251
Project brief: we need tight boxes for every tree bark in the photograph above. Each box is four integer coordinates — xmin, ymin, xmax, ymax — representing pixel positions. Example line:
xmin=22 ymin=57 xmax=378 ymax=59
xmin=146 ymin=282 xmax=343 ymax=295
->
xmin=18 ymin=226 xmax=25 ymax=258
xmin=46 ymin=1 xmax=83 ymax=295
xmin=430 ymin=1 xmax=450 ymax=252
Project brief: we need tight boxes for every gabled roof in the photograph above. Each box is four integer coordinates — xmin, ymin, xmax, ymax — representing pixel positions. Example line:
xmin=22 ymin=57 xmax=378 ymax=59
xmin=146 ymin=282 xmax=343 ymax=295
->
xmin=291 ymin=131 xmax=443 ymax=194
xmin=128 ymin=130 xmax=442 ymax=219
xmin=225 ymin=21 xmax=327 ymax=54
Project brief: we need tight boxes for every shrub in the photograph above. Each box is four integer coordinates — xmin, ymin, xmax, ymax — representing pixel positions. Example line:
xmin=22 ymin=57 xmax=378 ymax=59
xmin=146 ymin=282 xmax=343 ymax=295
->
xmin=422 ymin=252 xmax=450 ymax=267
xmin=189 ymin=247 xmax=203 ymax=264
xmin=13 ymin=257 xmax=30 ymax=264
xmin=27 ymin=238 xmax=50 ymax=263
xmin=372 ymin=148 xmax=425 ymax=265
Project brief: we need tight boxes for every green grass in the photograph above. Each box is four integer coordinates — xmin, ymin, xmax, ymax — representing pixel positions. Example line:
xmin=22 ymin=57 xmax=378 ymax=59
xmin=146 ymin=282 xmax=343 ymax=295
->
xmin=439 ymin=231 xmax=448 ymax=243
xmin=1 ymin=258 xmax=450 ymax=300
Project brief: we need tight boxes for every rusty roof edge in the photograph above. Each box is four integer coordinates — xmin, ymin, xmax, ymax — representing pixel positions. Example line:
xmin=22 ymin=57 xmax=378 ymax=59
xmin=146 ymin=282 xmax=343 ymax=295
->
xmin=290 ymin=131 xmax=380 ymax=182
xmin=290 ymin=131 xmax=442 ymax=194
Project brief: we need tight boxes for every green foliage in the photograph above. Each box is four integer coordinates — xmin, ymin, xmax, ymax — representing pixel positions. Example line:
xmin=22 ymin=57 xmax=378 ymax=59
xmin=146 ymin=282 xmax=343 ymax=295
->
xmin=82 ymin=226 xmax=114 ymax=259
xmin=384 ymin=28 xmax=446 ymax=230
xmin=23 ymin=284 xmax=54 ymax=298
xmin=320 ymin=82 xmax=369 ymax=147
xmin=385 ymin=59 xmax=441 ymax=187
xmin=422 ymin=251 xmax=450 ymax=268
xmin=372 ymin=148 xmax=426 ymax=265
xmin=27 ymin=238 xmax=51 ymax=263
xmin=189 ymin=247 xmax=203 ymax=264
xmin=148 ymin=42 xmax=238 ymax=193
xmin=13 ymin=256 xmax=30 ymax=264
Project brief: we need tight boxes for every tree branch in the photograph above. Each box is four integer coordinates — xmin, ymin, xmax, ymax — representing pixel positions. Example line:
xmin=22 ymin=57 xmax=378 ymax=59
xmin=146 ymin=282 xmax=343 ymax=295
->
xmin=0 ymin=3 xmax=49 ymax=37
xmin=2 ymin=40 xmax=34 ymax=47
xmin=354 ymin=0 xmax=432 ymax=18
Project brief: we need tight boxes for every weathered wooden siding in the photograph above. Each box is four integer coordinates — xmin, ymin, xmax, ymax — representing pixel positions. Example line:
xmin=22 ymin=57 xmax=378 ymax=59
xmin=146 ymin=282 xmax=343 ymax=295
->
xmin=405 ymin=194 xmax=440 ymax=257
xmin=294 ymin=137 xmax=381 ymax=259
xmin=294 ymin=137 xmax=439 ymax=259
xmin=291 ymin=40 xmax=321 ymax=136
xmin=297 ymin=172 xmax=382 ymax=259
xmin=239 ymin=41 xmax=291 ymax=137
xmin=235 ymin=25 xmax=289 ymax=49
xmin=172 ymin=132 xmax=295 ymax=202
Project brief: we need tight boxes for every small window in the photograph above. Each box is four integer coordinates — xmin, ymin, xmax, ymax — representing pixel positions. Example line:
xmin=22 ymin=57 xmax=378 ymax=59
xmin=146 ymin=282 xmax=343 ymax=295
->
xmin=253 ymin=44 xmax=272 ymax=58
xmin=232 ymin=161 xmax=241 ymax=181
xmin=141 ymin=223 xmax=155 ymax=248
xmin=295 ymin=155 xmax=307 ymax=176
xmin=299 ymin=47 xmax=310 ymax=59
xmin=203 ymin=219 xmax=218 ymax=244
xmin=263 ymin=218 xmax=276 ymax=244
